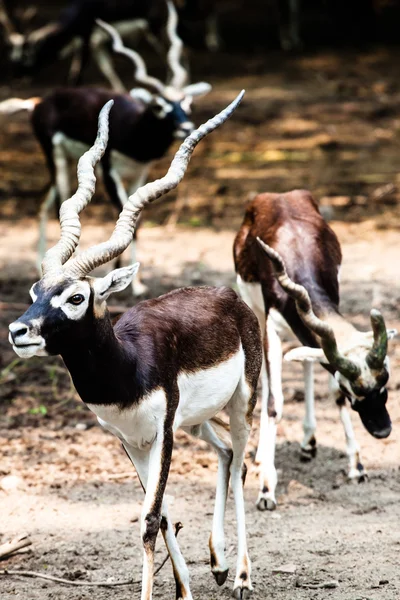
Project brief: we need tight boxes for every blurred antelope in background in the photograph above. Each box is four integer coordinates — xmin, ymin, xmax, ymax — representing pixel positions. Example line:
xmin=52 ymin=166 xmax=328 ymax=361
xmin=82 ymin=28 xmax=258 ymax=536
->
xmin=234 ymin=190 xmax=396 ymax=511
xmin=0 ymin=4 xmax=211 ymax=295
xmin=0 ymin=0 xmax=219 ymax=89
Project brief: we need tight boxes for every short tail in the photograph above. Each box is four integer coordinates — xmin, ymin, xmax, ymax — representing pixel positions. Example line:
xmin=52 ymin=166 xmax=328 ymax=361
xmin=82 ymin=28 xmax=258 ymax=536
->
xmin=0 ymin=97 xmax=42 ymax=114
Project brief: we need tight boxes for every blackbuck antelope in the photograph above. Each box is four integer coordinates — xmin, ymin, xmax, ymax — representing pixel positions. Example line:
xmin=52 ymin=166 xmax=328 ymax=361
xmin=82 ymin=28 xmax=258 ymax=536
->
xmin=0 ymin=0 xmax=219 ymax=90
xmin=9 ymin=92 xmax=262 ymax=600
xmin=234 ymin=190 xmax=395 ymax=511
xmin=0 ymin=13 xmax=211 ymax=296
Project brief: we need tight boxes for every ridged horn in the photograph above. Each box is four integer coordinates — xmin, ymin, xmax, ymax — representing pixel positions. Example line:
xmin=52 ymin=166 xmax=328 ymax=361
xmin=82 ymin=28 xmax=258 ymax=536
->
xmin=96 ymin=19 xmax=165 ymax=94
xmin=165 ymin=1 xmax=188 ymax=90
xmin=256 ymin=237 xmax=361 ymax=381
xmin=41 ymin=100 xmax=113 ymax=277
xmin=366 ymin=309 xmax=388 ymax=370
xmin=63 ymin=90 xmax=245 ymax=278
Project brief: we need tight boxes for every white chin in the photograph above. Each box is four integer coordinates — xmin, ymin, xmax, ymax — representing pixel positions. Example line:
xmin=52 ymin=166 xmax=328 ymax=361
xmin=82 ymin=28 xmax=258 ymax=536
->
xmin=12 ymin=344 xmax=48 ymax=358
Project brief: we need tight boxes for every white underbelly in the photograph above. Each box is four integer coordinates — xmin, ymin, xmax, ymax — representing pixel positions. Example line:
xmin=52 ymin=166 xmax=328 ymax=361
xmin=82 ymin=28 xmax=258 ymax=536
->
xmin=86 ymin=349 xmax=244 ymax=448
xmin=174 ymin=347 xmax=244 ymax=428
xmin=52 ymin=133 xmax=147 ymax=180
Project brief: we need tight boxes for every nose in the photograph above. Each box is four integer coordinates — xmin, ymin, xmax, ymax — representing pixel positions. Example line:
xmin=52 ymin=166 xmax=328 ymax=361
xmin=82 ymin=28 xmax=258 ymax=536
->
xmin=181 ymin=121 xmax=194 ymax=133
xmin=9 ymin=321 xmax=29 ymax=344
xmin=372 ymin=425 xmax=392 ymax=439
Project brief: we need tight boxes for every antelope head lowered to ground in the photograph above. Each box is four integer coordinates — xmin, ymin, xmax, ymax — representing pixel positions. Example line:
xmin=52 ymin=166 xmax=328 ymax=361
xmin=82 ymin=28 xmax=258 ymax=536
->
xmin=9 ymin=92 xmax=263 ymax=600
xmin=234 ymin=190 xmax=396 ymax=511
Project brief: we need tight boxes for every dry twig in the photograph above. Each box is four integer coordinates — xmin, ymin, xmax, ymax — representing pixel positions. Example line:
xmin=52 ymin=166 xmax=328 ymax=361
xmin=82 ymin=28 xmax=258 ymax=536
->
xmin=0 ymin=535 xmax=32 ymax=561
xmin=0 ymin=523 xmax=182 ymax=587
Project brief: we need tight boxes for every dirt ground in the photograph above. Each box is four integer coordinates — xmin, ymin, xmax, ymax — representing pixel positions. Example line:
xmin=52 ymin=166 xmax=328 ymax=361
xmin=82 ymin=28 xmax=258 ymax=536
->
xmin=1 ymin=49 xmax=400 ymax=600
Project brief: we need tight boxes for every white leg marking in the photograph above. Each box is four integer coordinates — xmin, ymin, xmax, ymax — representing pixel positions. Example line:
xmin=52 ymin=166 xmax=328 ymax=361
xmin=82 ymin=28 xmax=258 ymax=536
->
xmin=339 ymin=404 xmax=366 ymax=481
xmin=123 ymin=443 xmax=193 ymax=600
xmin=37 ymin=185 xmax=57 ymax=271
xmin=198 ymin=421 xmax=231 ymax=584
xmin=92 ymin=44 xmax=126 ymax=92
xmin=301 ymin=360 xmax=317 ymax=460
xmin=227 ymin=379 xmax=253 ymax=597
xmin=128 ymin=166 xmax=150 ymax=297
xmin=205 ymin=14 xmax=220 ymax=51
xmin=256 ymin=318 xmax=283 ymax=511
xmin=53 ymin=135 xmax=70 ymax=202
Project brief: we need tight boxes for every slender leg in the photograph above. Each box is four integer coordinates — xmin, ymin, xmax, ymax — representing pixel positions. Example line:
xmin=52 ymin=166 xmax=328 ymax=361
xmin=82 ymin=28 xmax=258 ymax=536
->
xmin=205 ymin=13 xmax=220 ymax=51
xmin=235 ymin=277 xmax=276 ymax=511
xmin=256 ymin=317 xmax=283 ymax=511
xmin=300 ymin=360 xmax=317 ymax=460
xmin=102 ymin=163 xmax=149 ymax=296
xmin=53 ymin=137 xmax=70 ymax=202
xmin=123 ymin=443 xmax=192 ymax=600
xmin=92 ymin=43 xmax=126 ymax=92
xmin=68 ymin=41 xmax=84 ymax=85
xmin=227 ymin=384 xmax=253 ymax=599
xmin=127 ymin=167 xmax=150 ymax=296
xmin=329 ymin=376 xmax=366 ymax=481
xmin=197 ymin=420 xmax=232 ymax=585
xmin=37 ymin=185 xmax=58 ymax=272
xmin=339 ymin=404 xmax=366 ymax=481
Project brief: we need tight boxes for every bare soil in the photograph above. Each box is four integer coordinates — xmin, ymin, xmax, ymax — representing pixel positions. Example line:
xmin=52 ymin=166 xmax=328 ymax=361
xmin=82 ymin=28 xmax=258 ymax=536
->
xmin=1 ymin=49 xmax=400 ymax=600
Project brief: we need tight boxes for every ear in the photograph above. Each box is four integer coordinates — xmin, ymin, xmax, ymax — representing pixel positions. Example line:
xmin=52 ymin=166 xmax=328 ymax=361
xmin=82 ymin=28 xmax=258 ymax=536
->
xmin=129 ymin=87 xmax=153 ymax=104
xmin=93 ymin=263 xmax=140 ymax=300
xmin=183 ymin=82 xmax=212 ymax=98
xmin=284 ymin=346 xmax=326 ymax=363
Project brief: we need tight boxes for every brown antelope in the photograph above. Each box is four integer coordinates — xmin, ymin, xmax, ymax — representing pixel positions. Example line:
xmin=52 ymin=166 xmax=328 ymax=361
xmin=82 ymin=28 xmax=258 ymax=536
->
xmin=0 ymin=8 xmax=211 ymax=296
xmin=8 ymin=92 xmax=262 ymax=600
xmin=234 ymin=190 xmax=395 ymax=511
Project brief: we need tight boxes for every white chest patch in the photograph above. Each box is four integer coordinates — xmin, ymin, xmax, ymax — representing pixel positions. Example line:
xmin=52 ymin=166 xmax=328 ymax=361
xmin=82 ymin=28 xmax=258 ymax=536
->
xmin=87 ymin=349 xmax=244 ymax=448
xmin=87 ymin=389 xmax=166 ymax=450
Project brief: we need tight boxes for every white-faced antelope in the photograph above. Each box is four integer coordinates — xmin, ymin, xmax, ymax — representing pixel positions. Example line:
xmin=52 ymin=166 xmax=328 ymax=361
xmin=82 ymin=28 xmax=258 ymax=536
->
xmin=0 ymin=11 xmax=211 ymax=296
xmin=8 ymin=92 xmax=262 ymax=600
xmin=234 ymin=190 xmax=395 ymax=511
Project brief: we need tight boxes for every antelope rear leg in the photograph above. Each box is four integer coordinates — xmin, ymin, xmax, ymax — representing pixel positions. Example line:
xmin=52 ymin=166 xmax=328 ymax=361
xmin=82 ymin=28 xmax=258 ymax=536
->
xmin=227 ymin=384 xmax=255 ymax=599
xmin=197 ymin=420 xmax=232 ymax=586
xmin=256 ymin=318 xmax=283 ymax=511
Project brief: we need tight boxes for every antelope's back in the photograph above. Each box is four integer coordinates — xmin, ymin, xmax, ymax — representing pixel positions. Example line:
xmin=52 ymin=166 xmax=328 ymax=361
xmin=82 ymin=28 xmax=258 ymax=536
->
xmin=234 ymin=190 xmax=342 ymax=308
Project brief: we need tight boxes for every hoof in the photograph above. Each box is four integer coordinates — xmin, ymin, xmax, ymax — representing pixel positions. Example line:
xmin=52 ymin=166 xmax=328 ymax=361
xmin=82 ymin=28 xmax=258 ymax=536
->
xmin=213 ymin=569 xmax=229 ymax=586
xmin=256 ymin=496 xmax=277 ymax=511
xmin=348 ymin=467 xmax=368 ymax=483
xmin=232 ymin=587 xmax=252 ymax=599
xmin=300 ymin=443 xmax=317 ymax=462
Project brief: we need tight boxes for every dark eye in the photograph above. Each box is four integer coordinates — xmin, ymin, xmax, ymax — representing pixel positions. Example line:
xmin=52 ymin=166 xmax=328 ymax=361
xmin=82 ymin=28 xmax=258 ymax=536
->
xmin=68 ymin=294 xmax=84 ymax=306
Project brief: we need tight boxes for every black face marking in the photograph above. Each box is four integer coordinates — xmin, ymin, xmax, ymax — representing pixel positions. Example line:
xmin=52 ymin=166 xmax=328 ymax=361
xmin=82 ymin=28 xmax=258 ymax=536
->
xmin=351 ymin=388 xmax=391 ymax=438
xmin=16 ymin=280 xmax=93 ymax=355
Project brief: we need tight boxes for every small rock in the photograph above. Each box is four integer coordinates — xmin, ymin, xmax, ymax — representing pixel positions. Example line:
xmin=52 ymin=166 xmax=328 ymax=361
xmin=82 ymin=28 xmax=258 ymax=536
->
xmin=272 ymin=564 xmax=297 ymax=575
xmin=75 ymin=423 xmax=87 ymax=431
xmin=379 ymin=579 xmax=389 ymax=585
xmin=270 ymin=512 xmax=282 ymax=520
xmin=0 ymin=475 xmax=23 ymax=491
